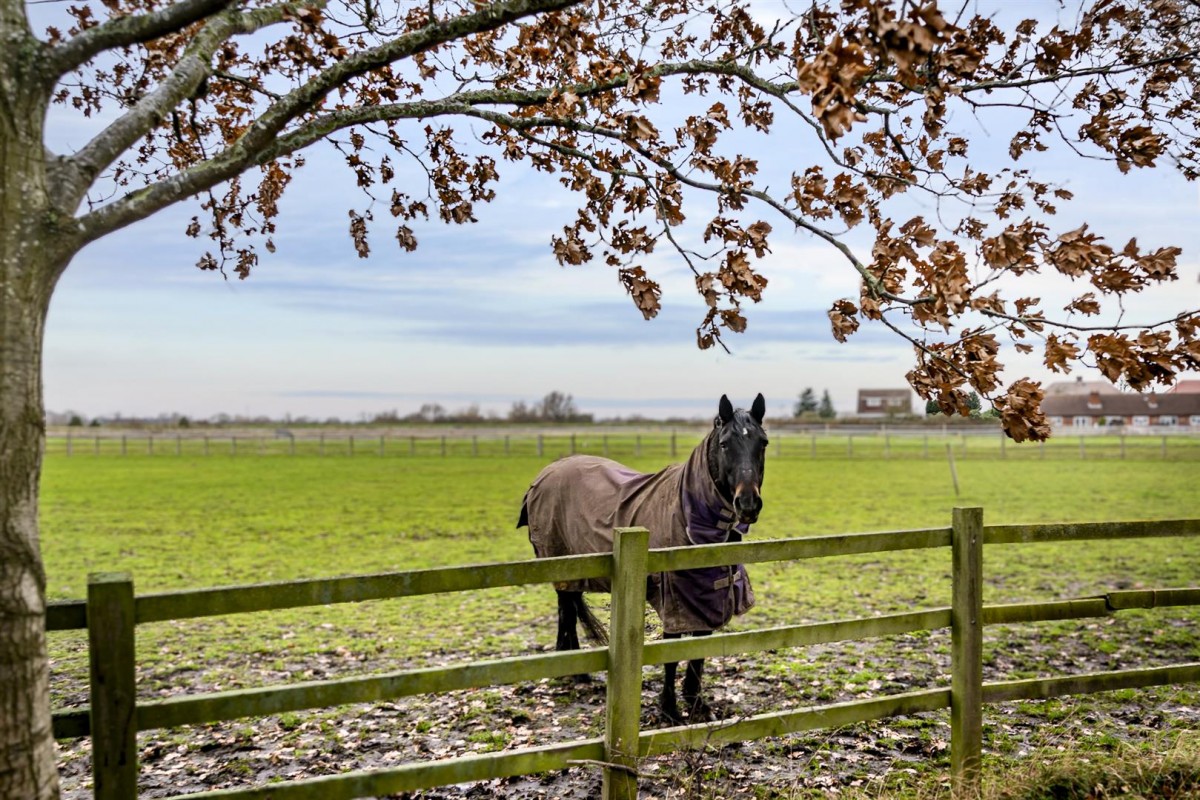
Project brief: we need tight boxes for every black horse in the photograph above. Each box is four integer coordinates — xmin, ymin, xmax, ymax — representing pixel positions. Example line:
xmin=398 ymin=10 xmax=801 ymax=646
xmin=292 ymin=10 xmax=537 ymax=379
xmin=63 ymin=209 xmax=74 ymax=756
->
xmin=518 ymin=394 xmax=768 ymax=722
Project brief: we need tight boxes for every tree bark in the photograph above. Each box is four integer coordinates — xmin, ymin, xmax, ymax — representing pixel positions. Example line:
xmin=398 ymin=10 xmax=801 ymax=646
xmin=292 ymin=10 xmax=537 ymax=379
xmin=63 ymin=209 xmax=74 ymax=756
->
xmin=0 ymin=222 xmax=62 ymax=799
xmin=1 ymin=2 xmax=68 ymax=796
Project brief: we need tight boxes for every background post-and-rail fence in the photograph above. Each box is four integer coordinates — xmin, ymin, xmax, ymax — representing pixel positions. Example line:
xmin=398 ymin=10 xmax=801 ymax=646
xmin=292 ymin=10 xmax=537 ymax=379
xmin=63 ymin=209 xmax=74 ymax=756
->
xmin=48 ymin=427 xmax=1200 ymax=462
xmin=48 ymin=511 xmax=1200 ymax=800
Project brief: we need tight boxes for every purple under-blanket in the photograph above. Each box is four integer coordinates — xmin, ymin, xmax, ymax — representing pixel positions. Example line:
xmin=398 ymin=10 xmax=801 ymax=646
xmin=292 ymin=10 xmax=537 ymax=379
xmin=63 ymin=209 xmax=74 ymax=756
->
xmin=522 ymin=431 xmax=754 ymax=634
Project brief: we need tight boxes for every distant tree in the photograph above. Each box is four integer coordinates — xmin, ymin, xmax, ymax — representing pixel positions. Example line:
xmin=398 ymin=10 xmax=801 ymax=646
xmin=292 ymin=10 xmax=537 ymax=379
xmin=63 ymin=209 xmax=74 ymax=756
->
xmin=178 ymin=416 xmax=191 ymax=428
xmin=507 ymin=400 xmax=537 ymax=423
xmin=87 ymin=419 xmax=100 ymax=428
xmin=794 ymin=388 xmax=819 ymax=416
xmin=818 ymin=391 xmax=836 ymax=420
xmin=449 ymin=404 xmax=485 ymax=423
xmin=66 ymin=414 xmax=83 ymax=427
xmin=926 ymin=399 xmax=941 ymax=416
xmin=539 ymin=391 xmax=579 ymax=422
xmin=966 ymin=392 xmax=983 ymax=418
xmin=418 ymin=403 xmax=446 ymax=423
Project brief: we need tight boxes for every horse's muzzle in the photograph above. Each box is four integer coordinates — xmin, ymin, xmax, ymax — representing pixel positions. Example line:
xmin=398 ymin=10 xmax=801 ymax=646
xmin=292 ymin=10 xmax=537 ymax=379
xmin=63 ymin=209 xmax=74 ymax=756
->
xmin=733 ymin=487 xmax=762 ymax=525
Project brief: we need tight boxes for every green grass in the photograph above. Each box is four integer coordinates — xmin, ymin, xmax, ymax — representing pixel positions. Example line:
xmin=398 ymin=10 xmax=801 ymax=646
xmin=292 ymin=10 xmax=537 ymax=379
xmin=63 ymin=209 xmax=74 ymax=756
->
xmin=40 ymin=454 xmax=1199 ymax=665
xmin=39 ymin=453 xmax=1200 ymax=596
xmin=40 ymin=450 xmax=1200 ymax=796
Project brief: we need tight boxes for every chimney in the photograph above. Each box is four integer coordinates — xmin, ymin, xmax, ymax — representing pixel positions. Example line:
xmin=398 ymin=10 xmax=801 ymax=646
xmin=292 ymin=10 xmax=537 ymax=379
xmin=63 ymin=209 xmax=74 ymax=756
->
xmin=1087 ymin=391 xmax=1102 ymax=410
xmin=1147 ymin=392 xmax=1159 ymax=409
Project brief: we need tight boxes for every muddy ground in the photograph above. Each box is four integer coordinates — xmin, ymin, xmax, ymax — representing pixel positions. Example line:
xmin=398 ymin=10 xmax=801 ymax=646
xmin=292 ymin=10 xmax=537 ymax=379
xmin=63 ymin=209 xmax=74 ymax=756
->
xmin=52 ymin=614 xmax=1200 ymax=799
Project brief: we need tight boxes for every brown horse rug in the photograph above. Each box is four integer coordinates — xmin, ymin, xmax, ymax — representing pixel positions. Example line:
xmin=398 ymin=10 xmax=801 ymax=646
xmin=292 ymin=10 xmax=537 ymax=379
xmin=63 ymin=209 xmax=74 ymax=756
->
xmin=521 ymin=429 xmax=754 ymax=634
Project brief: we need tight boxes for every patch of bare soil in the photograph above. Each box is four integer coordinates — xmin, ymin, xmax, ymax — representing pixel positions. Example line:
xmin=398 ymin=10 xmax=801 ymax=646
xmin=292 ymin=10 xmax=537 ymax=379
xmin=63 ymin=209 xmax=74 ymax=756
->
xmin=54 ymin=619 xmax=1200 ymax=799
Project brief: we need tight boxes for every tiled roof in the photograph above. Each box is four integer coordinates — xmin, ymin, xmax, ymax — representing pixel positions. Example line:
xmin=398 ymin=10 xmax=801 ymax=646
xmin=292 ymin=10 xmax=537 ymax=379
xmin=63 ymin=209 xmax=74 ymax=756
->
xmin=1043 ymin=392 xmax=1200 ymax=416
xmin=1044 ymin=380 xmax=1121 ymax=396
xmin=858 ymin=389 xmax=912 ymax=397
xmin=1168 ymin=380 xmax=1200 ymax=394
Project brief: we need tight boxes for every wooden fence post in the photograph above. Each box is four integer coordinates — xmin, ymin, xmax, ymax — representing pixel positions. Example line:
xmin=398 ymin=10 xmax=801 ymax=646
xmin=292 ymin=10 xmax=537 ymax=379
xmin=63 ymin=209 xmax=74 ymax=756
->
xmin=946 ymin=444 xmax=960 ymax=497
xmin=951 ymin=507 xmax=983 ymax=799
xmin=88 ymin=572 xmax=138 ymax=800
xmin=605 ymin=527 xmax=649 ymax=800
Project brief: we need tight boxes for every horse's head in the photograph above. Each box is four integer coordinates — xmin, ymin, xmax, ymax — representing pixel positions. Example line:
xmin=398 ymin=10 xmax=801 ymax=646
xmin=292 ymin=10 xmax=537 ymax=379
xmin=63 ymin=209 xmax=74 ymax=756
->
xmin=710 ymin=393 xmax=768 ymax=525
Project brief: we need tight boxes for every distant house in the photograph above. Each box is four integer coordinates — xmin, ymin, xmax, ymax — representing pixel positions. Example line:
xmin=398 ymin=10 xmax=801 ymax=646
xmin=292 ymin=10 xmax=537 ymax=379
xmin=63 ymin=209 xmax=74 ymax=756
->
xmin=1043 ymin=389 xmax=1200 ymax=429
xmin=1045 ymin=376 xmax=1123 ymax=397
xmin=856 ymin=388 xmax=913 ymax=417
xmin=1167 ymin=380 xmax=1200 ymax=395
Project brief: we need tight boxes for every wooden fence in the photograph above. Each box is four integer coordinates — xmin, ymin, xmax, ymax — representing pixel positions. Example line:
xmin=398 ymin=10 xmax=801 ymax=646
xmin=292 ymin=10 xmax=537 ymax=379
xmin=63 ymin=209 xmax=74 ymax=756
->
xmin=47 ymin=428 xmax=1200 ymax=461
xmin=48 ymin=510 xmax=1200 ymax=799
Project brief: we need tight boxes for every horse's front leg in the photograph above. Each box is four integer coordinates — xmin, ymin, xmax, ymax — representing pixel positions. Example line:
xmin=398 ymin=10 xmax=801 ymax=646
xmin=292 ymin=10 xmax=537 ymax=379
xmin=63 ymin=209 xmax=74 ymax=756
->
xmin=682 ymin=632 xmax=713 ymax=721
xmin=659 ymin=632 xmax=682 ymax=724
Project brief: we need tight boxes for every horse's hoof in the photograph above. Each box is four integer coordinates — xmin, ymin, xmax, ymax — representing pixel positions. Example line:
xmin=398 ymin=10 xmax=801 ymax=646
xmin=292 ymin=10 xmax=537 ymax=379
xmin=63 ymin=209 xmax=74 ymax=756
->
xmin=685 ymin=699 xmax=713 ymax=722
xmin=659 ymin=705 xmax=684 ymax=726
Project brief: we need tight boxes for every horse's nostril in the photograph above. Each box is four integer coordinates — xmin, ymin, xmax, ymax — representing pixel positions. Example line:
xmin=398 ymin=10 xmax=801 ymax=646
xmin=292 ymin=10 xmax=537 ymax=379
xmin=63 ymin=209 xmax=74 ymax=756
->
xmin=733 ymin=492 xmax=762 ymax=523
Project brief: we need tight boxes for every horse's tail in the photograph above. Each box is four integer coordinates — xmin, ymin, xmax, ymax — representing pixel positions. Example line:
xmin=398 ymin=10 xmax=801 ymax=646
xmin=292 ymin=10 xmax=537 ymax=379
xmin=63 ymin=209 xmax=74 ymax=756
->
xmin=516 ymin=489 xmax=530 ymax=529
xmin=573 ymin=594 xmax=609 ymax=646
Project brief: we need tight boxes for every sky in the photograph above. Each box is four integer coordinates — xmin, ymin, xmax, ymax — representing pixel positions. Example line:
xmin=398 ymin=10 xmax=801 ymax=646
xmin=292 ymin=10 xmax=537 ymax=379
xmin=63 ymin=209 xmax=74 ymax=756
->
xmin=38 ymin=5 xmax=1200 ymax=423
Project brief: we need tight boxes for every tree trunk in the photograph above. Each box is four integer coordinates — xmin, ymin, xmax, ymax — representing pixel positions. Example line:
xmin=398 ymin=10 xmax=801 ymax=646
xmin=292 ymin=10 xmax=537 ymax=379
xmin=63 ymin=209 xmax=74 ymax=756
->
xmin=1 ymin=3 xmax=67 ymax=796
xmin=0 ymin=284 xmax=58 ymax=800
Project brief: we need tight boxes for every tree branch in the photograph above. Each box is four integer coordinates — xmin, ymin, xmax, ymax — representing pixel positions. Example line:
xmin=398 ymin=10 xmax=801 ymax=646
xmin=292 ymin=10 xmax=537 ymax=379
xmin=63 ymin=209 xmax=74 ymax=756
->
xmin=70 ymin=0 xmax=584 ymax=251
xmin=58 ymin=1 xmax=311 ymax=213
xmin=957 ymin=49 xmax=1200 ymax=96
xmin=45 ymin=0 xmax=238 ymax=79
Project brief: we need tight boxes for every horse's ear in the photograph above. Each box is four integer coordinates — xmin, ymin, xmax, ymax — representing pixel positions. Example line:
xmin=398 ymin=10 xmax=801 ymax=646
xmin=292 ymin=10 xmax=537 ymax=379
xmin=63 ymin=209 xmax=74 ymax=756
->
xmin=750 ymin=393 xmax=766 ymax=424
xmin=718 ymin=394 xmax=734 ymax=424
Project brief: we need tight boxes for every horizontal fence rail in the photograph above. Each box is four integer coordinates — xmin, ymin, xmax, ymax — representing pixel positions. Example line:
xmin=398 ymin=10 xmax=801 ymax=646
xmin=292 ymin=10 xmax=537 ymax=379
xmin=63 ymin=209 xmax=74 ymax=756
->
xmin=44 ymin=427 xmax=1200 ymax=462
xmin=49 ymin=511 xmax=1200 ymax=800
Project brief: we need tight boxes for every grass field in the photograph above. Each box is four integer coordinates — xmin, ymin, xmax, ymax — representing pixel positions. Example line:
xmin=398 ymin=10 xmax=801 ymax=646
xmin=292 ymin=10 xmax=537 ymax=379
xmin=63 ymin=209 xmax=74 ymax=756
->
xmin=41 ymin=444 xmax=1200 ymax=798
